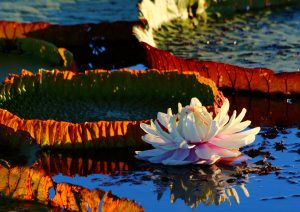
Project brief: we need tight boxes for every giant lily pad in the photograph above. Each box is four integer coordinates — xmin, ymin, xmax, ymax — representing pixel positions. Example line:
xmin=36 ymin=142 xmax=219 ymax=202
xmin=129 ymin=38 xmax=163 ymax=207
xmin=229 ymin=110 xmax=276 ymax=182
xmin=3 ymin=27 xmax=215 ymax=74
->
xmin=0 ymin=69 xmax=223 ymax=148
xmin=133 ymin=1 xmax=300 ymax=95
xmin=141 ymin=42 xmax=300 ymax=95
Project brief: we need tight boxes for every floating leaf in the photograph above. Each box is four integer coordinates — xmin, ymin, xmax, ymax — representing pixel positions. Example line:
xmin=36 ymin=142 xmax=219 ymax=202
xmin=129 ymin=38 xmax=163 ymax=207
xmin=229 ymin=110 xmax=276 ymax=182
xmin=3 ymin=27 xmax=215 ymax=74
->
xmin=0 ymin=69 xmax=222 ymax=148
xmin=141 ymin=42 xmax=300 ymax=95
xmin=0 ymin=20 xmax=143 ymax=70
xmin=0 ymin=38 xmax=73 ymax=76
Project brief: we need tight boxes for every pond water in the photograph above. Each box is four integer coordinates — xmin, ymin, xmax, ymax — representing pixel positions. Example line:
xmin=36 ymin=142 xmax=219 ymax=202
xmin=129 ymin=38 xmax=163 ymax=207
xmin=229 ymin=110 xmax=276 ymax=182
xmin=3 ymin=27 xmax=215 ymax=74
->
xmin=0 ymin=0 xmax=139 ymax=24
xmin=0 ymin=1 xmax=299 ymax=212
xmin=0 ymin=95 xmax=299 ymax=211
xmin=50 ymin=126 xmax=300 ymax=211
xmin=154 ymin=6 xmax=300 ymax=72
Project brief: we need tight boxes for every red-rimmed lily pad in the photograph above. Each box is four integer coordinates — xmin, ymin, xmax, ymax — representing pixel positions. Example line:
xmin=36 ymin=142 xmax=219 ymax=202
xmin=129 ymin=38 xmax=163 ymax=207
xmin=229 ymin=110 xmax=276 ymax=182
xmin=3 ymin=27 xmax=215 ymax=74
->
xmin=133 ymin=1 xmax=300 ymax=95
xmin=141 ymin=42 xmax=300 ymax=95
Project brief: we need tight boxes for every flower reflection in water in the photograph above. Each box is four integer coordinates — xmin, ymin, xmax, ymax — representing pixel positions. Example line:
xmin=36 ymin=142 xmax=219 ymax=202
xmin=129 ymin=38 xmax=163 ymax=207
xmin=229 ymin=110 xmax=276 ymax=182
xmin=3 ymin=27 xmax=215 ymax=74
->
xmin=0 ymin=141 xmax=251 ymax=210
xmin=146 ymin=163 xmax=249 ymax=208
xmin=38 ymin=150 xmax=251 ymax=209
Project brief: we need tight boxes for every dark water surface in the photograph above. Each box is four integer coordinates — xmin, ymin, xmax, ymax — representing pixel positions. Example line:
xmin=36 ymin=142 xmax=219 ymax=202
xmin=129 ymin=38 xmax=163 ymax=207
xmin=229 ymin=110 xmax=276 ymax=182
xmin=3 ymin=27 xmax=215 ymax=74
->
xmin=155 ymin=6 xmax=300 ymax=72
xmin=51 ymin=127 xmax=300 ymax=211
xmin=0 ymin=0 xmax=139 ymax=24
xmin=0 ymin=2 xmax=299 ymax=212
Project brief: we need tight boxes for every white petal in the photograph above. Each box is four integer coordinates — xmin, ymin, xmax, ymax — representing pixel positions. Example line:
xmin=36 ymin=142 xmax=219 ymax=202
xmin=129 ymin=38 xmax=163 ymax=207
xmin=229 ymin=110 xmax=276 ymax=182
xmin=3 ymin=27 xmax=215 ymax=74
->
xmin=140 ymin=122 xmax=157 ymax=135
xmin=235 ymin=108 xmax=247 ymax=124
xmin=219 ymin=108 xmax=249 ymax=135
xmin=219 ymin=114 xmax=229 ymax=128
xmin=215 ymin=98 xmax=229 ymax=124
xmin=148 ymin=151 xmax=174 ymax=163
xmin=178 ymin=102 xmax=182 ymax=113
xmin=184 ymin=113 xmax=200 ymax=142
xmin=222 ymin=120 xmax=251 ymax=135
xmin=193 ymin=110 xmax=210 ymax=140
xmin=168 ymin=116 xmax=188 ymax=147
xmin=154 ymin=120 xmax=172 ymax=141
xmin=135 ymin=148 xmax=166 ymax=158
xmin=162 ymin=149 xmax=190 ymax=165
xmin=228 ymin=110 xmax=237 ymax=126
xmin=190 ymin=97 xmax=202 ymax=107
xmin=157 ymin=112 xmax=171 ymax=130
xmin=167 ymin=108 xmax=172 ymax=116
xmin=142 ymin=134 xmax=174 ymax=150
xmin=211 ymin=127 xmax=260 ymax=149
xmin=206 ymin=120 xmax=219 ymax=141
xmin=179 ymin=140 xmax=195 ymax=149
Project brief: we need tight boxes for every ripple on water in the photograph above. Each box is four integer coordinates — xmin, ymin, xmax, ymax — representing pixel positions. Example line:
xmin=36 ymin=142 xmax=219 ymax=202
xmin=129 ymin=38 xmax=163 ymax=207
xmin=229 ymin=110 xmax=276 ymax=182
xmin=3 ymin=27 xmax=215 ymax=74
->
xmin=44 ymin=127 xmax=299 ymax=211
xmin=155 ymin=6 xmax=300 ymax=72
xmin=0 ymin=0 xmax=139 ymax=24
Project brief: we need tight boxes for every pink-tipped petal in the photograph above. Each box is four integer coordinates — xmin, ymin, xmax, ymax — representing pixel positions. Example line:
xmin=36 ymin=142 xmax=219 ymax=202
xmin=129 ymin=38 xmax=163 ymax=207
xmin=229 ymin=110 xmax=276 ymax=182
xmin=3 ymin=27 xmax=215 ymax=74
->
xmin=195 ymin=143 xmax=240 ymax=161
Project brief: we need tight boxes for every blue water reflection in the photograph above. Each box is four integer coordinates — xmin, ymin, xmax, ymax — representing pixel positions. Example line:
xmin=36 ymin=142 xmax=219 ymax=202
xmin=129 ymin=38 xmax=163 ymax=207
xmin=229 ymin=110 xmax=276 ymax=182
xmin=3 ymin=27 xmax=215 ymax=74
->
xmin=52 ymin=127 xmax=300 ymax=211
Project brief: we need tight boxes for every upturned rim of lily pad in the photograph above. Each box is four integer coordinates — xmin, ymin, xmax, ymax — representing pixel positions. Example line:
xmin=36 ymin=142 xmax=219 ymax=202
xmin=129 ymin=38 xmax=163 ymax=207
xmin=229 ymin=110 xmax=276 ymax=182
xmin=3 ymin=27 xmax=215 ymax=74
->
xmin=133 ymin=0 xmax=300 ymax=95
xmin=0 ymin=68 xmax=224 ymax=148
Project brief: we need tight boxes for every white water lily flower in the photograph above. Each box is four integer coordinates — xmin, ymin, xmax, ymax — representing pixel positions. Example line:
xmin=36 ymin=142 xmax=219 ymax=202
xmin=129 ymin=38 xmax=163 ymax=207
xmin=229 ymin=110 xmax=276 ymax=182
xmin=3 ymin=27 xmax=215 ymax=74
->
xmin=136 ymin=97 xmax=260 ymax=165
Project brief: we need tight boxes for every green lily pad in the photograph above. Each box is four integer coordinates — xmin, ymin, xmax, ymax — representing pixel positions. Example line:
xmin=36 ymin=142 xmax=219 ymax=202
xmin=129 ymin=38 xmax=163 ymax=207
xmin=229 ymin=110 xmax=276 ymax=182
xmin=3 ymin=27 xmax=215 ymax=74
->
xmin=0 ymin=69 xmax=217 ymax=122
xmin=0 ymin=69 xmax=221 ymax=147
xmin=0 ymin=38 xmax=73 ymax=81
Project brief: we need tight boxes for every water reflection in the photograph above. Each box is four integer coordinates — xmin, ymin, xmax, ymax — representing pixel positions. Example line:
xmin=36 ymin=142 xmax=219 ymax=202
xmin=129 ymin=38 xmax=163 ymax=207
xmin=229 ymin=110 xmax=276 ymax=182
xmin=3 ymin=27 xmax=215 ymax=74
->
xmin=39 ymin=149 xmax=137 ymax=177
xmin=38 ymin=150 xmax=250 ymax=209
xmin=227 ymin=94 xmax=300 ymax=127
xmin=0 ymin=160 xmax=143 ymax=211
xmin=0 ymin=116 xmax=298 ymax=210
xmin=142 ymin=164 xmax=249 ymax=208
